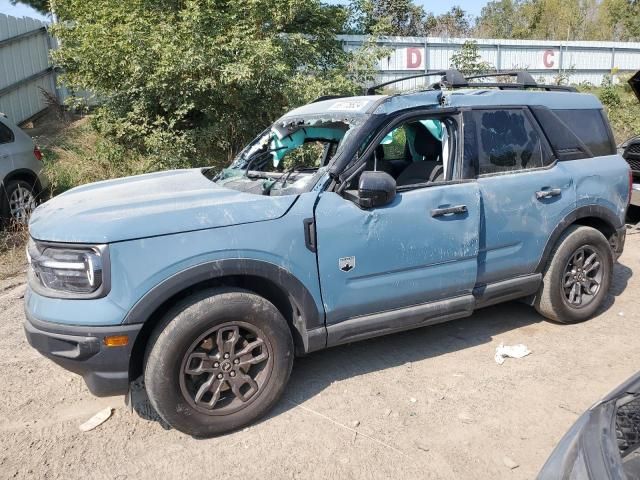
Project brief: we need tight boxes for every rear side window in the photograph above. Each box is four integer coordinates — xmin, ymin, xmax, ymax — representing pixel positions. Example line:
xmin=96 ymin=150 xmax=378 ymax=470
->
xmin=0 ymin=122 xmax=14 ymax=144
xmin=551 ymin=109 xmax=614 ymax=157
xmin=466 ymin=109 xmax=546 ymax=175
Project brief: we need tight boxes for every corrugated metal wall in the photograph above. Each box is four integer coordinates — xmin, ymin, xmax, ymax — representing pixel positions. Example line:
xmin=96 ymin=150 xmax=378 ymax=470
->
xmin=2 ymin=13 xmax=640 ymax=123
xmin=341 ymin=35 xmax=640 ymax=91
xmin=0 ymin=13 xmax=56 ymax=125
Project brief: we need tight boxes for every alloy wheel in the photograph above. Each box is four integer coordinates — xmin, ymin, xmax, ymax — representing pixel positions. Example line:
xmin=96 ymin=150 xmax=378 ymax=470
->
xmin=179 ymin=322 xmax=273 ymax=415
xmin=8 ymin=185 xmax=36 ymax=223
xmin=562 ymin=245 xmax=603 ymax=308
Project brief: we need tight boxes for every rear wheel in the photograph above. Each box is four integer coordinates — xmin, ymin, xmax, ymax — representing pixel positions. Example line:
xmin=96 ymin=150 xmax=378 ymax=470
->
xmin=144 ymin=288 xmax=294 ymax=437
xmin=535 ymin=225 xmax=613 ymax=323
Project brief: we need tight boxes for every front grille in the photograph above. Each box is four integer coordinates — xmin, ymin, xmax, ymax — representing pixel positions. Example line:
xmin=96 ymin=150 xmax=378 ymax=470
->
xmin=627 ymin=144 xmax=640 ymax=155
xmin=616 ymin=394 xmax=640 ymax=456
xmin=626 ymin=157 xmax=640 ymax=173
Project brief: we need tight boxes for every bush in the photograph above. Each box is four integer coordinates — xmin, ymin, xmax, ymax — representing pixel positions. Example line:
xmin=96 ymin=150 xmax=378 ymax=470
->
xmin=51 ymin=0 xmax=381 ymax=172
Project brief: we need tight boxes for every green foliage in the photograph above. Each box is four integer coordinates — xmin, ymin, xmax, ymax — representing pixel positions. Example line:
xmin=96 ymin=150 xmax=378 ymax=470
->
xmin=349 ymin=0 xmax=427 ymax=35
xmin=599 ymin=75 xmax=622 ymax=108
xmin=476 ymin=0 xmax=640 ymax=41
xmin=51 ymin=0 xmax=379 ymax=172
xmin=349 ymin=1 xmax=470 ymax=37
xmin=425 ymin=7 xmax=471 ymax=37
xmin=450 ymin=41 xmax=492 ymax=76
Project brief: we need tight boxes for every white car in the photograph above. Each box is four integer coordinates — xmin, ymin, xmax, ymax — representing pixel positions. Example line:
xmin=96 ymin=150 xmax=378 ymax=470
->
xmin=0 ymin=113 xmax=48 ymax=225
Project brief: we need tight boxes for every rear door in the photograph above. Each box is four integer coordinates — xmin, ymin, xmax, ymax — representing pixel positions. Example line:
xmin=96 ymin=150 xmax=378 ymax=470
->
xmin=463 ymin=107 xmax=576 ymax=285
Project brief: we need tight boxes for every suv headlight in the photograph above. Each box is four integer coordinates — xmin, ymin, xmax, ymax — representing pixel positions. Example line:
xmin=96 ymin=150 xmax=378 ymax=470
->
xmin=27 ymin=239 xmax=110 ymax=299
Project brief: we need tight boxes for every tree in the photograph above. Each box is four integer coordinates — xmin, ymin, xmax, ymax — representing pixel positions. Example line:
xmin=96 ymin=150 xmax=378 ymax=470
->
xmin=349 ymin=0 xmax=427 ymax=36
xmin=425 ymin=6 xmax=471 ymax=38
xmin=600 ymin=0 xmax=640 ymax=41
xmin=51 ymin=0 xmax=378 ymax=169
xmin=450 ymin=41 xmax=492 ymax=75
xmin=475 ymin=0 xmax=524 ymax=38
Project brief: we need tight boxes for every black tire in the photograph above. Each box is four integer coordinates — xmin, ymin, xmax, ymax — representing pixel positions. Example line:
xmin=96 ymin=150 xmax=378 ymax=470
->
xmin=535 ymin=225 xmax=613 ymax=323
xmin=144 ymin=288 xmax=294 ymax=437
xmin=1 ymin=179 xmax=37 ymax=226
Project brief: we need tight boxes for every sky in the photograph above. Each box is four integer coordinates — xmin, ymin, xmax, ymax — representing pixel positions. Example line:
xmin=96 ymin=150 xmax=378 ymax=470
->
xmin=0 ymin=0 xmax=488 ymax=22
xmin=0 ymin=0 xmax=49 ymax=21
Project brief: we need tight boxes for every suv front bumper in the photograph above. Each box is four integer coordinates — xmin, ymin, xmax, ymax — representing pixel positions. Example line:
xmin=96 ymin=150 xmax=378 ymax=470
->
xmin=24 ymin=311 xmax=142 ymax=396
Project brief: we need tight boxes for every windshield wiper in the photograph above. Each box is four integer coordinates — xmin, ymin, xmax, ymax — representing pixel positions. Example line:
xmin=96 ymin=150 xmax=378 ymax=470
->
xmin=243 ymin=146 xmax=288 ymax=179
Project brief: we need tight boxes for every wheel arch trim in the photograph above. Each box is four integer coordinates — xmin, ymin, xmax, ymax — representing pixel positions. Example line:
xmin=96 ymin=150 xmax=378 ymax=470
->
xmin=122 ymin=258 xmax=326 ymax=351
xmin=535 ymin=204 xmax=623 ymax=274
xmin=2 ymin=168 xmax=41 ymax=191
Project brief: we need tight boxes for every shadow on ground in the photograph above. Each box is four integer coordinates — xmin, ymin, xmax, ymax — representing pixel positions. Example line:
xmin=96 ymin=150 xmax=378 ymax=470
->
xmin=131 ymin=261 xmax=633 ymax=433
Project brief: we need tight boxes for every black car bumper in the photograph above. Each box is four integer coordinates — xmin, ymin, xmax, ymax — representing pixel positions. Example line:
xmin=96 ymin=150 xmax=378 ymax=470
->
xmin=24 ymin=312 xmax=142 ymax=397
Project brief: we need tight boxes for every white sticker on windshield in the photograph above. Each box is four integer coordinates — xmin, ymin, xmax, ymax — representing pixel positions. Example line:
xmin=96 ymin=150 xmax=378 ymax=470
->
xmin=328 ymin=100 xmax=369 ymax=112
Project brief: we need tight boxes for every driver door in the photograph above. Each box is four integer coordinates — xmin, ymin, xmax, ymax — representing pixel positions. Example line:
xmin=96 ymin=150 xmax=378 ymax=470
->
xmin=313 ymin=113 xmax=481 ymax=346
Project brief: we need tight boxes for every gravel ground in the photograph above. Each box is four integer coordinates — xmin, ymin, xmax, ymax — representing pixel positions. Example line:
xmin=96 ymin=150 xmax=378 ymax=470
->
xmin=1 ymin=231 xmax=640 ymax=479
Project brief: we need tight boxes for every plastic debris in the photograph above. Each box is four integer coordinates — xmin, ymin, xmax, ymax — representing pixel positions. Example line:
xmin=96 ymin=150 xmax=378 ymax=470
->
xmin=494 ymin=343 xmax=531 ymax=365
xmin=79 ymin=407 xmax=113 ymax=432
xmin=503 ymin=456 xmax=519 ymax=470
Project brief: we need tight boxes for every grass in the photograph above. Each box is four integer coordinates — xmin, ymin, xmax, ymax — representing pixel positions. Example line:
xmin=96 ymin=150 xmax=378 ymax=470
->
xmin=39 ymin=116 xmax=153 ymax=196
xmin=0 ymin=222 xmax=29 ymax=280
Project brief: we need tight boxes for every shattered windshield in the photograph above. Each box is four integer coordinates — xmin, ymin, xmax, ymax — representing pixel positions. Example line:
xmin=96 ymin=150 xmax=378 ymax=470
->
xmin=207 ymin=108 xmax=370 ymax=196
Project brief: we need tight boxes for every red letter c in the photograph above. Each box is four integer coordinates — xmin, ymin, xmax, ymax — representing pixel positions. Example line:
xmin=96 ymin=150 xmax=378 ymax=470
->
xmin=543 ymin=50 xmax=555 ymax=68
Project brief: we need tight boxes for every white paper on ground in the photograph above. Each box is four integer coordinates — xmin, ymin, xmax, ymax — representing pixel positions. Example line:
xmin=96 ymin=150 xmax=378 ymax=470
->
xmin=494 ymin=343 xmax=531 ymax=365
xmin=79 ymin=407 xmax=113 ymax=432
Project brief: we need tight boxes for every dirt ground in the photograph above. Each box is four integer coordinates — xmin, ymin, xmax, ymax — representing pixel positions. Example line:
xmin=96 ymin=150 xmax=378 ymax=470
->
xmin=1 ymin=231 xmax=640 ymax=479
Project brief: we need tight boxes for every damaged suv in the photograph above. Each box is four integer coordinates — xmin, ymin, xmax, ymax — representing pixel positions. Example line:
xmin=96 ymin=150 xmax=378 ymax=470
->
xmin=24 ymin=71 xmax=631 ymax=436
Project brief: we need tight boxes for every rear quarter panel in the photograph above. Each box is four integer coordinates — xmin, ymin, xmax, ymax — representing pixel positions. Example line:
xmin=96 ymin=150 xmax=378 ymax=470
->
xmin=572 ymin=155 xmax=629 ymax=226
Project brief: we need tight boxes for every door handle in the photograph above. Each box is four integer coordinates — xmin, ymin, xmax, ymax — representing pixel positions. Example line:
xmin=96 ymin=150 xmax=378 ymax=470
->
xmin=535 ymin=188 xmax=562 ymax=200
xmin=431 ymin=205 xmax=468 ymax=217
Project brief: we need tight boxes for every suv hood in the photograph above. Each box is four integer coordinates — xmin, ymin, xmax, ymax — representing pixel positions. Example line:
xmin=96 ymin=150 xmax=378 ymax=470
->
xmin=630 ymin=70 xmax=640 ymax=102
xmin=29 ymin=169 xmax=297 ymax=243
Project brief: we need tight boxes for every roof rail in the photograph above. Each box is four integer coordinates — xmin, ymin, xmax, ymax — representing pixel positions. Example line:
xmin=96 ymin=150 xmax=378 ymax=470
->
xmin=365 ymin=69 xmax=467 ymax=95
xmin=465 ymin=71 xmax=538 ymax=86
xmin=464 ymin=71 xmax=577 ymax=92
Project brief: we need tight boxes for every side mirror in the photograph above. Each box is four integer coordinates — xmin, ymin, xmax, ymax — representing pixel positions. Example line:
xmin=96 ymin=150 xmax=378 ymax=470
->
xmin=357 ymin=171 xmax=396 ymax=208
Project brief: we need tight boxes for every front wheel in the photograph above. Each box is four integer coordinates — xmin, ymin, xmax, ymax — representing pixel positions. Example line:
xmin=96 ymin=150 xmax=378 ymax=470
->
xmin=535 ymin=225 xmax=613 ymax=323
xmin=144 ymin=288 xmax=294 ymax=437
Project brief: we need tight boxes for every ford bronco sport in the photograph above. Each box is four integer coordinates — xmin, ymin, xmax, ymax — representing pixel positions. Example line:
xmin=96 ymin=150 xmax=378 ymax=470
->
xmin=24 ymin=71 xmax=631 ymax=436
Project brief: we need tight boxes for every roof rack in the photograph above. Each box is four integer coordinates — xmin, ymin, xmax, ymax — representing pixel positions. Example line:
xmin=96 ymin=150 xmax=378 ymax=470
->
xmin=365 ymin=70 xmax=467 ymax=95
xmin=364 ymin=69 xmax=577 ymax=95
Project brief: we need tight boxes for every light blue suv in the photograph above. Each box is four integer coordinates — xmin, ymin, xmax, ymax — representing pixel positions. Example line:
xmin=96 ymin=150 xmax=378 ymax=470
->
xmin=24 ymin=71 xmax=631 ymax=436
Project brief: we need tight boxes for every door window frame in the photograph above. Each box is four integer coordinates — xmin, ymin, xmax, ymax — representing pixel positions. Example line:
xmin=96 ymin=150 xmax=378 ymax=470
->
xmin=462 ymin=106 xmax=557 ymax=179
xmin=334 ymin=107 xmax=474 ymax=194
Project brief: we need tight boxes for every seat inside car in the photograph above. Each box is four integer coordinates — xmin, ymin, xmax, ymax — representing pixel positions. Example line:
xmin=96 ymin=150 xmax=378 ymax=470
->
xmin=396 ymin=122 xmax=443 ymax=186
